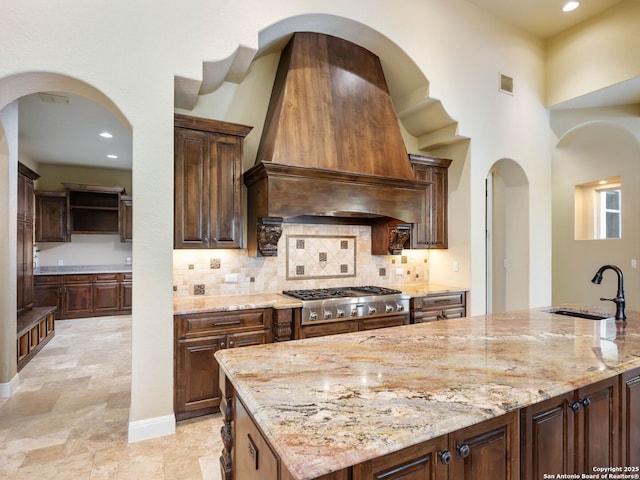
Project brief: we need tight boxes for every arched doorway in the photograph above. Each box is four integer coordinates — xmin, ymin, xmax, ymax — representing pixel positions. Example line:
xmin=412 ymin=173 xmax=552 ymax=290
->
xmin=0 ymin=72 xmax=132 ymax=394
xmin=486 ymin=159 xmax=530 ymax=313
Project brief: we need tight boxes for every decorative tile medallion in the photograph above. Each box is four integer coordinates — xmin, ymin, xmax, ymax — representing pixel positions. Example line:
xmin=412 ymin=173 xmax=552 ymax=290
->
xmin=286 ymin=235 xmax=356 ymax=279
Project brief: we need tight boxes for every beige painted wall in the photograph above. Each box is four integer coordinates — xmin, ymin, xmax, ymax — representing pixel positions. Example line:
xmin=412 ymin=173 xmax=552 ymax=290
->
xmin=0 ymin=102 xmax=18 ymax=387
xmin=36 ymin=164 xmax=132 ymax=193
xmin=546 ymin=0 xmax=640 ymax=107
xmin=552 ymin=118 xmax=640 ymax=310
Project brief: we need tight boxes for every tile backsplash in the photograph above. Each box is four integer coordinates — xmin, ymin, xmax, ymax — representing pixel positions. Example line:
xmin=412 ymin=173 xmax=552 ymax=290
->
xmin=173 ymin=223 xmax=429 ymax=297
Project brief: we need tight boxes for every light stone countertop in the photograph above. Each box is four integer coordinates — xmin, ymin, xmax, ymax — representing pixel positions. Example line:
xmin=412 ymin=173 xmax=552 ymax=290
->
xmin=34 ymin=265 xmax=132 ymax=275
xmin=173 ymin=283 xmax=467 ymax=315
xmin=173 ymin=292 xmax=302 ymax=315
xmin=215 ymin=306 xmax=640 ymax=480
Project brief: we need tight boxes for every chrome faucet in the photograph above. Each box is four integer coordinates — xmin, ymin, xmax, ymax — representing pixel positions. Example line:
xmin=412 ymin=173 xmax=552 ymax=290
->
xmin=591 ymin=265 xmax=626 ymax=321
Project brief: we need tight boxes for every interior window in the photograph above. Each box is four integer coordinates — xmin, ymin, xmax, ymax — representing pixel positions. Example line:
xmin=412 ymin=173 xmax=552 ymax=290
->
xmin=574 ymin=176 xmax=622 ymax=240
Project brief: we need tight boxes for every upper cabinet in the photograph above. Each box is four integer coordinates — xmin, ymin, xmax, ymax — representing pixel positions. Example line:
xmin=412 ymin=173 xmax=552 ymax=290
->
xmin=119 ymin=195 xmax=133 ymax=243
xmin=64 ymin=183 xmax=123 ymax=235
xmin=174 ymin=114 xmax=252 ymax=249
xmin=35 ymin=192 xmax=68 ymax=242
xmin=35 ymin=183 xmax=131 ymax=242
xmin=410 ymin=154 xmax=452 ymax=249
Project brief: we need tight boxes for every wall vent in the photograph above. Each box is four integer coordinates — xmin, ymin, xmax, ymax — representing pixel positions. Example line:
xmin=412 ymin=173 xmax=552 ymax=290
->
xmin=499 ymin=73 xmax=514 ymax=95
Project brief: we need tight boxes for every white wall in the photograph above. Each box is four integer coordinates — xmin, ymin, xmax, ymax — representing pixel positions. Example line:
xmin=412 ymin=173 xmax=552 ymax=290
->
xmin=1 ymin=0 xmax=553 ymax=438
xmin=552 ymin=113 xmax=640 ymax=310
xmin=0 ymin=101 xmax=18 ymax=392
xmin=546 ymin=0 xmax=640 ymax=107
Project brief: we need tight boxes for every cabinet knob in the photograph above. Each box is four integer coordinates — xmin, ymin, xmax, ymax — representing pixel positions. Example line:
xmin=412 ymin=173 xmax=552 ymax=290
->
xmin=439 ymin=450 xmax=452 ymax=465
xmin=581 ymin=397 xmax=591 ymax=408
xmin=457 ymin=444 xmax=470 ymax=458
xmin=229 ymin=341 xmax=235 ymax=347
xmin=220 ymin=341 xmax=226 ymax=348
xmin=570 ymin=401 xmax=582 ymax=412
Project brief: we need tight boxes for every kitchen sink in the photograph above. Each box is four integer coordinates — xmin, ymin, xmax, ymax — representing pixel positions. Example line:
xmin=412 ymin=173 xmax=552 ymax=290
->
xmin=544 ymin=308 xmax=612 ymax=320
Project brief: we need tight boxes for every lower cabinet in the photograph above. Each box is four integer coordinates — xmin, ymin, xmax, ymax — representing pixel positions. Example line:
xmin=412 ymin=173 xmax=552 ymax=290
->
xmin=354 ymin=434 xmax=449 ymax=480
xmin=340 ymin=411 xmax=519 ymax=480
xmin=520 ymin=375 xmax=619 ymax=479
xmin=411 ymin=291 xmax=467 ymax=323
xmin=235 ymin=396 xmax=279 ymax=480
xmin=34 ymin=272 xmax=132 ymax=319
xmin=174 ymin=308 xmax=272 ymax=420
xmin=449 ymin=411 xmax=520 ymax=480
xmin=93 ymin=273 xmax=133 ymax=314
xmin=621 ymin=367 xmax=640 ymax=466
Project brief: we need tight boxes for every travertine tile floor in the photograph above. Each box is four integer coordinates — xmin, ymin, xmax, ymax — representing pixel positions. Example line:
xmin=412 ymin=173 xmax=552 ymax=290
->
xmin=0 ymin=315 xmax=223 ymax=479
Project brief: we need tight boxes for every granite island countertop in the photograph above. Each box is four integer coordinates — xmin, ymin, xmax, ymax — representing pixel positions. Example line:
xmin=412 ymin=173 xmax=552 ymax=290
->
xmin=215 ymin=306 xmax=640 ymax=480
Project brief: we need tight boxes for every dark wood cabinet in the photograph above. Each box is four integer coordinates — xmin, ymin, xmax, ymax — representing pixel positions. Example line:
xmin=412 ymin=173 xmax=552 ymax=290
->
xmin=174 ymin=308 xmax=272 ymax=420
xmin=621 ymin=367 xmax=640 ymax=466
xmin=411 ymin=291 xmax=467 ymax=323
xmin=449 ymin=411 xmax=519 ymax=480
xmin=64 ymin=183 xmax=123 ymax=235
xmin=35 ymin=191 xmax=68 ymax=242
xmin=94 ymin=273 xmax=131 ymax=313
xmin=520 ymin=391 xmax=575 ymax=479
xmin=354 ymin=434 xmax=449 ymax=480
xmin=576 ymin=376 xmax=619 ymax=472
xmin=521 ymin=376 xmax=619 ymax=478
xmin=34 ymin=272 xmax=131 ymax=319
xmin=174 ymin=114 xmax=252 ymax=249
xmin=17 ymin=163 xmax=39 ymax=314
xmin=36 ymin=186 xmax=131 ymax=242
xmin=119 ymin=195 xmax=132 ymax=242
xmin=410 ymin=155 xmax=452 ymax=249
xmin=63 ymin=274 xmax=94 ymax=317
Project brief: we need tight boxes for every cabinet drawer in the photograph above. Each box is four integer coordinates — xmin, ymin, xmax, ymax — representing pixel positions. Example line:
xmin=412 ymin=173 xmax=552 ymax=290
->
xmin=176 ymin=309 xmax=272 ymax=338
xmin=34 ymin=275 xmax=63 ymax=285
xmin=413 ymin=292 xmax=465 ymax=310
xmin=95 ymin=273 xmax=119 ymax=282
xmin=64 ymin=274 xmax=94 ymax=284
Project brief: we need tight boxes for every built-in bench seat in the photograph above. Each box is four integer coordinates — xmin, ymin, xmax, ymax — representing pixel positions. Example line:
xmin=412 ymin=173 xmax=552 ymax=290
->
xmin=17 ymin=306 xmax=56 ymax=371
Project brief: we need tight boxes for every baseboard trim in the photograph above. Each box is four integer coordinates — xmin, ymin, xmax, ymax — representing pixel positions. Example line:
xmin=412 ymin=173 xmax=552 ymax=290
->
xmin=0 ymin=373 xmax=19 ymax=398
xmin=128 ymin=414 xmax=176 ymax=443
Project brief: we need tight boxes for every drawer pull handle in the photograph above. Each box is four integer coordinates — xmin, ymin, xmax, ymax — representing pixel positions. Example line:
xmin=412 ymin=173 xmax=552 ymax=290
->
xmin=212 ymin=319 xmax=242 ymax=327
xmin=439 ymin=450 xmax=452 ymax=465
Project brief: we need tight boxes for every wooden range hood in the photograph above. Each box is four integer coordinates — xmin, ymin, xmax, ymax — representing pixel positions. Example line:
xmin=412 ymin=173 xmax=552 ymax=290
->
xmin=244 ymin=32 xmax=431 ymax=256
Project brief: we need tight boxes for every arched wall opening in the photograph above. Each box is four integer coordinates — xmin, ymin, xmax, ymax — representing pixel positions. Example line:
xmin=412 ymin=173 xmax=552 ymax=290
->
xmin=0 ymin=72 xmax=132 ymax=397
xmin=486 ymin=158 xmax=530 ymax=314
xmin=552 ymin=121 xmax=640 ymax=310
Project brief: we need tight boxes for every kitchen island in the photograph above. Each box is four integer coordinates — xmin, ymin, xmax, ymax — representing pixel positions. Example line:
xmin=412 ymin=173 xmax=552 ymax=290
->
xmin=215 ymin=306 xmax=640 ymax=479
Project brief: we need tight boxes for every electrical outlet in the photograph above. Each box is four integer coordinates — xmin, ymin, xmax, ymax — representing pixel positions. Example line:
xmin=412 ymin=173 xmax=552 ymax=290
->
xmin=225 ymin=273 xmax=238 ymax=283
xmin=453 ymin=261 xmax=459 ymax=272
xmin=395 ymin=267 xmax=404 ymax=276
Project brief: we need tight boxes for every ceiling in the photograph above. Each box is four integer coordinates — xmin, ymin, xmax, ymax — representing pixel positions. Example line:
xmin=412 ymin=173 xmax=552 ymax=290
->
xmin=18 ymin=0 xmax=636 ymax=170
xmin=464 ymin=0 xmax=628 ymax=39
xmin=19 ymin=92 xmax=132 ymax=170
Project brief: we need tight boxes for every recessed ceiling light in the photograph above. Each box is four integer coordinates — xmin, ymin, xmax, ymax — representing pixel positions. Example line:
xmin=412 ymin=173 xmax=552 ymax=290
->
xmin=107 ymin=154 xmax=118 ymax=159
xmin=563 ymin=1 xmax=580 ymax=12
xmin=99 ymin=132 xmax=113 ymax=138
